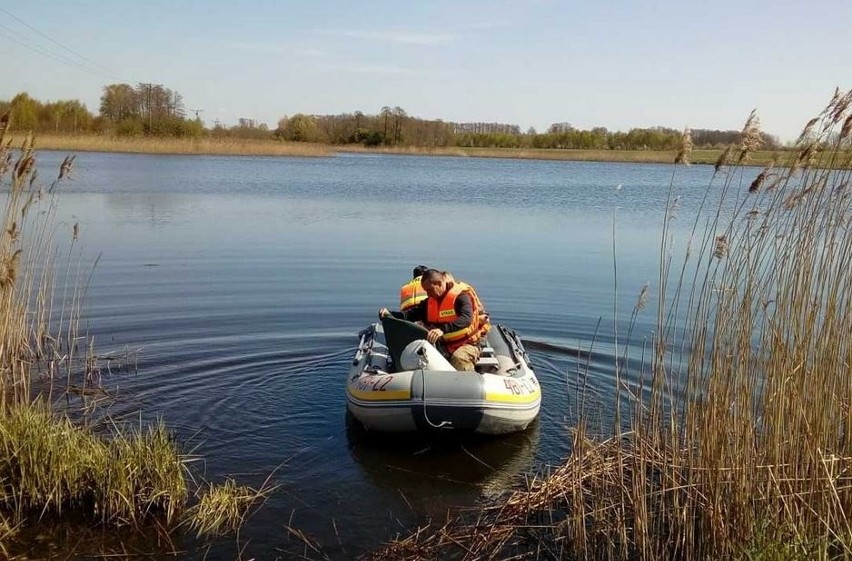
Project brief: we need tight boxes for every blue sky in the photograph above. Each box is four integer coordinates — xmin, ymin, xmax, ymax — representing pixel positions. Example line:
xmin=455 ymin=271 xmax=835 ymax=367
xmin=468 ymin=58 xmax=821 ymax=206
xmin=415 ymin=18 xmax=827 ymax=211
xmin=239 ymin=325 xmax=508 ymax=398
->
xmin=1 ymin=0 xmax=849 ymax=142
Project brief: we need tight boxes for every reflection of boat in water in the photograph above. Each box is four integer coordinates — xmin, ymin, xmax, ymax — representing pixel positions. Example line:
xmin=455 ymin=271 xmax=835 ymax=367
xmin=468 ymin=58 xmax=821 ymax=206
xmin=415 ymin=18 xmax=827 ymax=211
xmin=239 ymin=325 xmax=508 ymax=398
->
xmin=346 ymin=412 xmax=540 ymax=503
xmin=347 ymin=316 xmax=541 ymax=435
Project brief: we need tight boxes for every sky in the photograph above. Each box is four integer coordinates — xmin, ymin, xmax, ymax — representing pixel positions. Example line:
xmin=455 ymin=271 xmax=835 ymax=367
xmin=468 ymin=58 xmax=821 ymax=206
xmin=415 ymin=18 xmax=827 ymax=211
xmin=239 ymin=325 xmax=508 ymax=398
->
xmin=0 ymin=0 xmax=850 ymax=143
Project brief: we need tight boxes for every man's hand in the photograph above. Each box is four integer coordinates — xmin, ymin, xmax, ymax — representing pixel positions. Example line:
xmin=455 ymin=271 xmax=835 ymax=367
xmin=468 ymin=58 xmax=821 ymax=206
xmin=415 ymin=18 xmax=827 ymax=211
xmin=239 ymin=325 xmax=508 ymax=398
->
xmin=426 ymin=328 xmax=444 ymax=344
xmin=378 ymin=308 xmax=390 ymax=319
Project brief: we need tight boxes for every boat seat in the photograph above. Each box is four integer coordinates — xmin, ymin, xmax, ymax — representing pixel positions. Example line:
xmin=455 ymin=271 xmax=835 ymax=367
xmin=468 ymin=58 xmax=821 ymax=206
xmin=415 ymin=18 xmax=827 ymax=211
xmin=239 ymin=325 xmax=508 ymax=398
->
xmin=476 ymin=356 xmax=500 ymax=368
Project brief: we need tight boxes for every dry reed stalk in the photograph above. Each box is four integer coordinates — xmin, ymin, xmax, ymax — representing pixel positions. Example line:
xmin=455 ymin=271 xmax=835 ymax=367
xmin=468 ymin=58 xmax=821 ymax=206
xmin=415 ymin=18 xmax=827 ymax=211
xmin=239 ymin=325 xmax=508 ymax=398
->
xmin=285 ymin=524 xmax=332 ymax=560
xmin=184 ymin=477 xmax=273 ymax=538
xmin=713 ymin=145 xmax=734 ymax=173
xmin=363 ymin=90 xmax=852 ymax=561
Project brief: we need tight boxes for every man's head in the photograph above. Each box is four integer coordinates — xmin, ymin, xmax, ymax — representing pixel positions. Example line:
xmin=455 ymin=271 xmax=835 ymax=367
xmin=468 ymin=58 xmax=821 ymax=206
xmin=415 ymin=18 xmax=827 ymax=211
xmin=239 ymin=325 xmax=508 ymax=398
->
xmin=421 ymin=268 xmax=450 ymax=299
xmin=412 ymin=265 xmax=429 ymax=279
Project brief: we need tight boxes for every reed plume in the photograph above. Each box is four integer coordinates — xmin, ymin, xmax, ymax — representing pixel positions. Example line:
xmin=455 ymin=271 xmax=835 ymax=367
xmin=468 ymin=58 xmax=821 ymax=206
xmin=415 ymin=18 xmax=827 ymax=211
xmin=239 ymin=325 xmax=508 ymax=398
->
xmin=796 ymin=117 xmax=820 ymax=145
xmin=748 ymin=164 xmax=772 ymax=193
xmin=675 ymin=127 xmax=693 ymax=165
xmin=713 ymin=144 xmax=733 ymax=173
xmin=840 ymin=113 xmax=852 ymax=142
xmin=738 ymin=109 xmax=763 ymax=163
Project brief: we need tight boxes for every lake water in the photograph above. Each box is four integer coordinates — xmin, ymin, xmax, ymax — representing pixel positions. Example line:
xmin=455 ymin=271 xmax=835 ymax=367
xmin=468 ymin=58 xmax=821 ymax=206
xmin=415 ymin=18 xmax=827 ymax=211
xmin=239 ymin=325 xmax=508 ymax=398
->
xmin=24 ymin=151 xmax=758 ymax=559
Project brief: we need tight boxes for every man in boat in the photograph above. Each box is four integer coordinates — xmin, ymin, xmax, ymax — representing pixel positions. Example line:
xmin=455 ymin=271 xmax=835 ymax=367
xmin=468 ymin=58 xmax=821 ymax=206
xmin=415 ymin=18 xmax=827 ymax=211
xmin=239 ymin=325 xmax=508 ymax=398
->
xmin=399 ymin=265 xmax=429 ymax=312
xmin=381 ymin=269 xmax=490 ymax=371
xmin=399 ymin=265 xmax=458 ymax=311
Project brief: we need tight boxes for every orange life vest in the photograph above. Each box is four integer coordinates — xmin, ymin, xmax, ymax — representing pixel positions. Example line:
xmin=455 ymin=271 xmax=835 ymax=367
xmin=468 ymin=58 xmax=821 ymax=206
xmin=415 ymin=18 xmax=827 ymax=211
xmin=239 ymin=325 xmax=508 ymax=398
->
xmin=399 ymin=276 xmax=428 ymax=312
xmin=425 ymin=281 xmax=491 ymax=353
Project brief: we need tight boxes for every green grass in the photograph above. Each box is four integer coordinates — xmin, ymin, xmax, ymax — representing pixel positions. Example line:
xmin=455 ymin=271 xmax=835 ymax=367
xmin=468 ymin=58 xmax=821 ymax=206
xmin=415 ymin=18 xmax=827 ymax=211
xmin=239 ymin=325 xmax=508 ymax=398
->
xmin=0 ymin=402 xmax=186 ymax=525
xmin=185 ymin=478 xmax=271 ymax=538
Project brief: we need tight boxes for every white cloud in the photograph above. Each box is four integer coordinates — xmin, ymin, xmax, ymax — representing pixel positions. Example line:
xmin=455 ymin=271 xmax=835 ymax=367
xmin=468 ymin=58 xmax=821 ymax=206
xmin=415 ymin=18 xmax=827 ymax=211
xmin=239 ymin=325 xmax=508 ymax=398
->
xmin=317 ymin=29 xmax=456 ymax=46
xmin=295 ymin=48 xmax=326 ymax=58
xmin=467 ymin=20 xmax=510 ymax=31
xmin=323 ymin=63 xmax=416 ymax=76
xmin=228 ymin=42 xmax=327 ymax=58
xmin=228 ymin=41 xmax=287 ymax=55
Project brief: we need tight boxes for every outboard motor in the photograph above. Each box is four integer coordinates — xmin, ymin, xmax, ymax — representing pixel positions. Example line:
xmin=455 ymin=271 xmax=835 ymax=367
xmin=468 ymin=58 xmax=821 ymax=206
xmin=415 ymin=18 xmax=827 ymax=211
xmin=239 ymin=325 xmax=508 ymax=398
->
xmin=381 ymin=315 xmax=430 ymax=371
xmin=399 ymin=340 xmax=454 ymax=371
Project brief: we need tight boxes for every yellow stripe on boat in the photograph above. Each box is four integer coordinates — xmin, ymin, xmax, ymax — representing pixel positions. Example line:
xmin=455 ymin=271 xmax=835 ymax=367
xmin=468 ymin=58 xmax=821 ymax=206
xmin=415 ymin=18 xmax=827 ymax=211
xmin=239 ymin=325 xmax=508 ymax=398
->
xmin=484 ymin=389 xmax=541 ymax=404
xmin=348 ymin=387 xmax=411 ymax=401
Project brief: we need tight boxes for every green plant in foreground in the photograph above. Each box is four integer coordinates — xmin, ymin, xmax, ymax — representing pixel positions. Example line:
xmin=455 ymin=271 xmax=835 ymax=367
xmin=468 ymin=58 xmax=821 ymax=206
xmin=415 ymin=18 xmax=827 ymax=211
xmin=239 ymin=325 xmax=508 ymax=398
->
xmin=186 ymin=478 xmax=271 ymax=538
xmin=0 ymin=402 xmax=187 ymax=525
xmin=0 ymin=401 xmax=269 ymax=539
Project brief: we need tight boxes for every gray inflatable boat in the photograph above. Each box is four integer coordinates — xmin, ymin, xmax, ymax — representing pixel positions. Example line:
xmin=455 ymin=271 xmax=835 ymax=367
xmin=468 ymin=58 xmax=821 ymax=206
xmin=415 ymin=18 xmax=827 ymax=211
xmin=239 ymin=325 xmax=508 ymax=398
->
xmin=347 ymin=316 xmax=541 ymax=434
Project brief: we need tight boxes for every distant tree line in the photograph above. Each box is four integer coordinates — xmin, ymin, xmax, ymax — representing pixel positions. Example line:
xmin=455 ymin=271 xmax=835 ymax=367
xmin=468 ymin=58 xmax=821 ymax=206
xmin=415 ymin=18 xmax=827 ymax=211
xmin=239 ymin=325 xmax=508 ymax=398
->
xmin=0 ymin=92 xmax=92 ymax=133
xmin=97 ymin=82 xmax=203 ymax=137
xmin=0 ymin=86 xmax=781 ymax=150
xmin=456 ymin=125 xmax=780 ymax=150
xmin=0 ymin=84 xmax=203 ymax=137
xmin=274 ymin=110 xmax=780 ymax=150
xmin=274 ymin=106 xmax=457 ymax=147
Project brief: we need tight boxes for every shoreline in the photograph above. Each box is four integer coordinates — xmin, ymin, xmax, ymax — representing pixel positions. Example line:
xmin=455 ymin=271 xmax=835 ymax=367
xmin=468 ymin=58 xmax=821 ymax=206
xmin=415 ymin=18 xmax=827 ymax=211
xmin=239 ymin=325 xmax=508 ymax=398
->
xmin=14 ymin=134 xmax=788 ymax=166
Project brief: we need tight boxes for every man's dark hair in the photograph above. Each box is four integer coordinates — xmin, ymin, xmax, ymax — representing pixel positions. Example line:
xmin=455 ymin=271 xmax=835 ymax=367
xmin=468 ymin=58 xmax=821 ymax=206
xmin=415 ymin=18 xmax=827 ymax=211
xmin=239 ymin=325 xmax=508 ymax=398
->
xmin=422 ymin=268 xmax=445 ymax=282
xmin=412 ymin=265 xmax=429 ymax=278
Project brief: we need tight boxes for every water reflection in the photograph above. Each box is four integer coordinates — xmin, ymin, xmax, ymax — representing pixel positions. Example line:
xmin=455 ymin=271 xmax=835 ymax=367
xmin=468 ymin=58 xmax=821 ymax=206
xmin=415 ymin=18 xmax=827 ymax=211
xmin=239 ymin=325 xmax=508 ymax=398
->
xmin=346 ymin=413 xmax=539 ymax=509
xmin=12 ymin=519 xmax=183 ymax=560
xmin=104 ymin=192 xmax=195 ymax=226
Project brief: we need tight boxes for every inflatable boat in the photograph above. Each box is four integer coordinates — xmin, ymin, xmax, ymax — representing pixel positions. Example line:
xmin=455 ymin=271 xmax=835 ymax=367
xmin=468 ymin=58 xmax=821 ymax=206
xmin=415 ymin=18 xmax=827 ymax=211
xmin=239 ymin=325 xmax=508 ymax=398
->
xmin=347 ymin=316 xmax=541 ymax=435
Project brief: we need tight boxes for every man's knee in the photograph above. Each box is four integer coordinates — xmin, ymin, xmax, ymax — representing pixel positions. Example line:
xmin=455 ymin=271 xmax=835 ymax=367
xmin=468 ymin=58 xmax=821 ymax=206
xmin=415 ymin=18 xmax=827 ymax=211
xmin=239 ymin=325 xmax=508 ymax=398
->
xmin=450 ymin=345 xmax=480 ymax=371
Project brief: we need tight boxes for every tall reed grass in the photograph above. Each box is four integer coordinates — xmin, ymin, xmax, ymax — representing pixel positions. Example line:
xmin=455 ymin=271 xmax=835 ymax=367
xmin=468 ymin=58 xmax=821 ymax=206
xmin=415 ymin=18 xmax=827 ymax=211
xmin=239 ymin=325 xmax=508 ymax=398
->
xmin=0 ymin=114 xmax=269 ymax=554
xmin=8 ymin=133 xmax=332 ymax=157
xmin=365 ymin=91 xmax=852 ymax=560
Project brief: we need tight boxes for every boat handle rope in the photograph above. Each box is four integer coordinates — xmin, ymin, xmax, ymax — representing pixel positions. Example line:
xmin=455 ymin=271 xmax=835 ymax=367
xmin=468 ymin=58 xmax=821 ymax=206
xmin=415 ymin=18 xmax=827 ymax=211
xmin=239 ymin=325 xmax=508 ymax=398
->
xmin=420 ymin=369 xmax=452 ymax=430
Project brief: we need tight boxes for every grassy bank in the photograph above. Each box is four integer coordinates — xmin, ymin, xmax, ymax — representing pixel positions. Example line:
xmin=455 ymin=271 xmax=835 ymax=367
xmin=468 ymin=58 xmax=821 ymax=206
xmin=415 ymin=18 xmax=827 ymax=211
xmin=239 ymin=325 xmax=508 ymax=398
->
xmin=12 ymin=133 xmax=793 ymax=165
xmin=340 ymin=144 xmax=789 ymax=165
xmin=366 ymin=94 xmax=852 ymax=559
xmin=9 ymin=133 xmax=332 ymax=157
xmin=0 ymin=121 xmax=268 ymax=555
